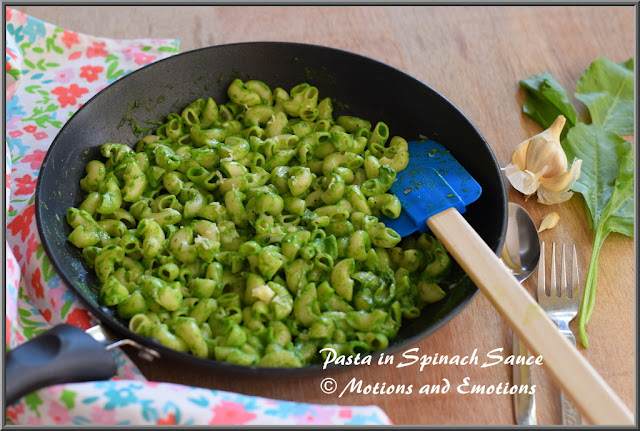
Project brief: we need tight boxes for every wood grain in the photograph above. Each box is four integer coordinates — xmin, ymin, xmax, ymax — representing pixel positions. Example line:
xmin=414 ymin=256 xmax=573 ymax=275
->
xmin=14 ymin=5 xmax=635 ymax=425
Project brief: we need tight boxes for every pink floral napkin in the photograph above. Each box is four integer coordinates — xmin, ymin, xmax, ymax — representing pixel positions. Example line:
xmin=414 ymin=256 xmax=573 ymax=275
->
xmin=5 ymin=8 xmax=392 ymax=425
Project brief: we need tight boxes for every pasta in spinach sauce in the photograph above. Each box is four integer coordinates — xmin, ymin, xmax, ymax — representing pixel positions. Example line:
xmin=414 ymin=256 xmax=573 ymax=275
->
xmin=66 ymin=79 xmax=452 ymax=367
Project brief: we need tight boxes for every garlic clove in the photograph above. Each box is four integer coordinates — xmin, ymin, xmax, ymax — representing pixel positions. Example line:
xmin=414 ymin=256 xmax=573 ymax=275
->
xmin=524 ymin=116 xmax=567 ymax=177
xmin=525 ymin=136 xmax=568 ymax=178
xmin=510 ymin=138 xmax=530 ymax=171
xmin=504 ymin=163 xmax=545 ymax=196
xmin=535 ymin=114 xmax=566 ymax=145
xmin=538 ymin=212 xmax=560 ymax=232
xmin=539 ymin=158 xmax=582 ymax=193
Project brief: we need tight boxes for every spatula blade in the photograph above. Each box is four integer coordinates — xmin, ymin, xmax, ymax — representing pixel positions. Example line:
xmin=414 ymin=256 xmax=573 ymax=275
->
xmin=382 ymin=139 xmax=482 ymax=237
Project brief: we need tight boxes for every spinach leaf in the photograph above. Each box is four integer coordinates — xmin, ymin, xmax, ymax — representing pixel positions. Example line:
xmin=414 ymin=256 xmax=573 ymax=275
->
xmin=563 ymin=124 xmax=634 ymax=346
xmin=619 ymin=58 xmax=634 ymax=72
xmin=601 ymin=150 xmax=635 ymax=238
xmin=575 ymin=56 xmax=634 ymax=135
xmin=519 ymin=71 xmax=578 ymax=139
xmin=518 ymin=56 xmax=635 ymax=347
xmin=563 ymin=123 xmax=632 ymax=229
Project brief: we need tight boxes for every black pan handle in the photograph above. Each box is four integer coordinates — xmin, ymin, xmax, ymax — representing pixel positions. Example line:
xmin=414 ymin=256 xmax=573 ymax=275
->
xmin=5 ymin=324 xmax=118 ymax=405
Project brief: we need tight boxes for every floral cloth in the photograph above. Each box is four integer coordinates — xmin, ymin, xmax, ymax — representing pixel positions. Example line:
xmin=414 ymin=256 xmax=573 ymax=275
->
xmin=4 ymin=8 xmax=392 ymax=426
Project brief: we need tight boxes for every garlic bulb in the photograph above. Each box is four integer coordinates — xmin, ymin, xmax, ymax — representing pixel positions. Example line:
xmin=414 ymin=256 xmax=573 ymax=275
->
xmin=503 ymin=115 xmax=582 ymax=204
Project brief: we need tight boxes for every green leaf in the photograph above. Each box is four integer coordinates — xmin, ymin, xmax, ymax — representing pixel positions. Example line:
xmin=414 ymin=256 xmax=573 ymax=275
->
xmin=600 ymin=149 xmax=635 ymax=238
xmin=563 ymin=123 xmax=632 ymax=230
xmin=21 ymin=102 xmax=62 ymax=129
xmin=23 ymin=58 xmax=36 ymax=69
xmin=20 ymin=317 xmax=45 ymax=326
xmin=24 ymin=85 xmax=40 ymax=94
xmin=105 ymin=54 xmax=118 ymax=62
xmin=159 ymin=45 xmax=180 ymax=53
xmin=564 ymin=123 xmax=634 ymax=347
xmin=60 ymin=389 xmax=77 ymax=409
xmin=18 ymin=285 xmax=31 ymax=301
xmin=519 ymin=71 xmax=578 ymax=139
xmin=607 ymin=196 xmax=635 ymax=237
xmin=32 ymin=46 xmax=44 ymax=54
xmin=41 ymin=255 xmax=57 ymax=282
xmin=575 ymin=56 xmax=634 ymax=135
xmin=34 ymin=116 xmax=49 ymax=128
xmin=107 ymin=61 xmax=124 ymax=80
xmin=7 ymin=68 xmax=21 ymax=79
xmin=18 ymin=326 xmax=48 ymax=340
xmin=60 ymin=301 xmax=73 ymax=319
xmin=22 ymin=326 xmax=36 ymax=339
xmin=24 ymin=392 xmax=43 ymax=417
xmin=45 ymin=37 xmax=55 ymax=53
xmin=620 ymin=58 xmax=634 ymax=71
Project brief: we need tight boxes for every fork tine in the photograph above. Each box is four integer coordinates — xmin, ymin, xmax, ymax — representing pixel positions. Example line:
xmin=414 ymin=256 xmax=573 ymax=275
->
xmin=550 ymin=242 xmax=557 ymax=297
xmin=536 ymin=241 xmax=583 ymax=425
xmin=561 ymin=243 xmax=567 ymax=298
xmin=537 ymin=241 xmax=546 ymax=299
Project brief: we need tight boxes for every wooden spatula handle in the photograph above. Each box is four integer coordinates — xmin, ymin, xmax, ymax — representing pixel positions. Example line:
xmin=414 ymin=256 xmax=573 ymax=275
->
xmin=427 ymin=207 xmax=633 ymax=426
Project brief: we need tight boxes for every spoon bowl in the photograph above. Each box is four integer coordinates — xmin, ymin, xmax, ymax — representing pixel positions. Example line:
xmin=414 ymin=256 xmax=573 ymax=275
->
xmin=501 ymin=202 xmax=541 ymax=283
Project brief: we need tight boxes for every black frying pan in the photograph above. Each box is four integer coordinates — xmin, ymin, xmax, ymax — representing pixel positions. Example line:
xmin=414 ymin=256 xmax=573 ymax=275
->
xmin=7 ymin=42 xmax=506 ymax=404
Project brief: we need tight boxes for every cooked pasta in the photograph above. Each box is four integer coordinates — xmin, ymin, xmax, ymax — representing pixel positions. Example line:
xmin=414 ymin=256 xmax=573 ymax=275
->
xmin=66 ymin=79 xmax=452 ymax=366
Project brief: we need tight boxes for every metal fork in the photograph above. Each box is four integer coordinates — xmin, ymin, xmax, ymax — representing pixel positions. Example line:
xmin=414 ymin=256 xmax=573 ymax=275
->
xmin=537 ymin=242 xmax=582 ymax=425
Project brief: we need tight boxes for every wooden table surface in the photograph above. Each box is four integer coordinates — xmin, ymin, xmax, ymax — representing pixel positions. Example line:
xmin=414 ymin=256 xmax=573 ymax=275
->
xmin=14 ymin=5 xmax=636 ymax=426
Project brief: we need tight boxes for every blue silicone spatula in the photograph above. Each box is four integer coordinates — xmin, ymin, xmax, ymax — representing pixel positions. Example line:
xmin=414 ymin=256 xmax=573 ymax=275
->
xmin=382 ymin=139 xmax=482 ymax=236
xmin=380 ymin=139 xmax=633 ymax=426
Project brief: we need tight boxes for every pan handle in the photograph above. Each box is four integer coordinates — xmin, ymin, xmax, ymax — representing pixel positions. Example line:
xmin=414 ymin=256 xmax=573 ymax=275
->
xmin=5 ymin=324 xmax=118 ymax=405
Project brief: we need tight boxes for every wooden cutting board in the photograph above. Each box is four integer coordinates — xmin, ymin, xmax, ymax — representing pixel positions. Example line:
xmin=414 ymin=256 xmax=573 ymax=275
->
xmin=16 ymin=4 xmax=636 ymax=425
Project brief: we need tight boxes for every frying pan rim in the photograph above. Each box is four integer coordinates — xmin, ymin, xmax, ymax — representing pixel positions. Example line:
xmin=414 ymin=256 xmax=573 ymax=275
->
xmin=34 ymin=41 xmax=507 ymax=376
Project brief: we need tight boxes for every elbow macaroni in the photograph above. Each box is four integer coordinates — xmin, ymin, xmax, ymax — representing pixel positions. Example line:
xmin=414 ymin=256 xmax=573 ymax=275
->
xmin=66 ymin=79 xmax=453 ymax=367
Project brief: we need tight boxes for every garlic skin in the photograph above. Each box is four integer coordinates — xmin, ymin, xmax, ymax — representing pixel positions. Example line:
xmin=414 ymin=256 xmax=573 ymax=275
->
xmin=503 ymin=115 xmax=582 ymax=204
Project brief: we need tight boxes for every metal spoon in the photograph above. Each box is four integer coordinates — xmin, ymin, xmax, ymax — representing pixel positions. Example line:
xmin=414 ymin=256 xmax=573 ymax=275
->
xmin=500 ymin=202 xmax=541 ymax=425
